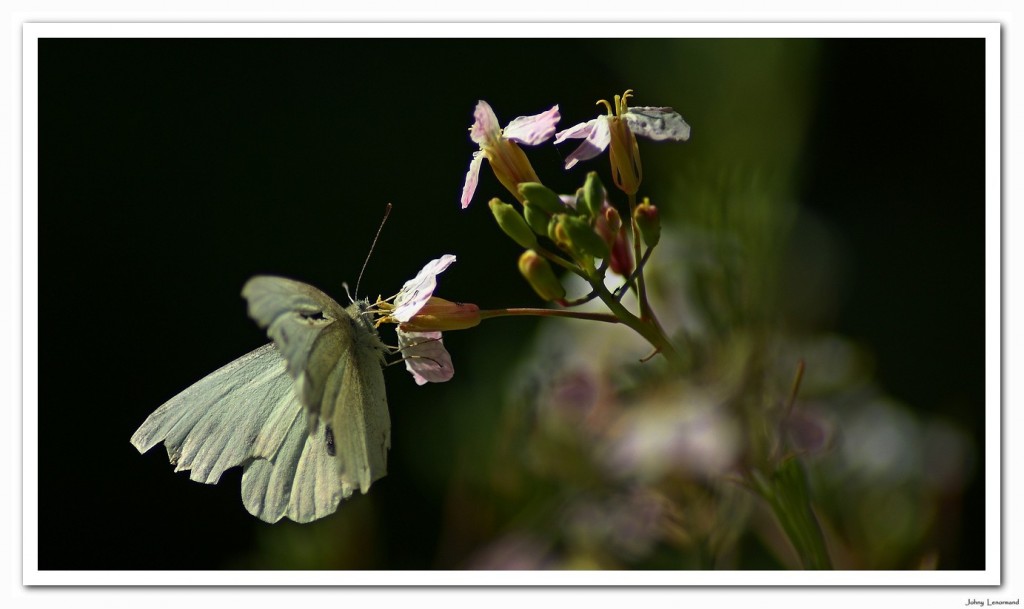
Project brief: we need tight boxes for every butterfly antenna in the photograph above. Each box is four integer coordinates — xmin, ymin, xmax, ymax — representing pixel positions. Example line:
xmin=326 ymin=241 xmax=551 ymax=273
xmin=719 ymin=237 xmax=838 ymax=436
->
xmin=355 ymin=203 xmax=392 ymax=300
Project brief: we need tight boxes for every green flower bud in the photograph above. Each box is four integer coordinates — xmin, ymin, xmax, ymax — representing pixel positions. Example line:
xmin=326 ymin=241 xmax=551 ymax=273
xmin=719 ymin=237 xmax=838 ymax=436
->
xmin=582 ymin=171 xmax=607 ymax=217
xmin=518 ymin=182 xmax=565 ymax=215
xmin=634 ymin=198 xmax=661 ymax=248
xmin=548 ymin=213 xmax=565 ymax=247
xmin=489 ymin=198 xmax=538 ymax=249
xmin=566 ymin=187 xmax=585 ymax=216
xmin=518 ymin=250 xmax=565 ymax=301
xmin=523 ymin=200 xmax=551 ymax=236
xmin=553 ymin=214 xmax=610 ymax=260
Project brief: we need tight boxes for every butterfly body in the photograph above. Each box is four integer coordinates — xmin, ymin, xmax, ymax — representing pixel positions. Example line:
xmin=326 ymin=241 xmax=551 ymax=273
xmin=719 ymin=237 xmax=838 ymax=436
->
xmin=131 ymin=277 xmax=390 ymax=524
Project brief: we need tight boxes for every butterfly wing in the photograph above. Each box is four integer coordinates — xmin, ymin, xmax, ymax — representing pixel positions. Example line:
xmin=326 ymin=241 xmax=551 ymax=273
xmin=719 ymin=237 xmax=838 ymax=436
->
xmin=240 ymin=409 xmax=352 ymax=523
xmin=130 ymin=343 xmax=350 ymax=523
xmin=242 ymin=276 xmax=390 ymax=495
xmin=130 ymin=343 xmax=297 ymax=485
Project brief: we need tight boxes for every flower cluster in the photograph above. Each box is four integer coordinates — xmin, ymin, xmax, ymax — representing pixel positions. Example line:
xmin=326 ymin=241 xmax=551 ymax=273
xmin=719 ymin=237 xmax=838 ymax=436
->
xmin=388 ymin=91 xmax=691 ymax=386
xmin=460 ymin=93 xmax=689 ymax=336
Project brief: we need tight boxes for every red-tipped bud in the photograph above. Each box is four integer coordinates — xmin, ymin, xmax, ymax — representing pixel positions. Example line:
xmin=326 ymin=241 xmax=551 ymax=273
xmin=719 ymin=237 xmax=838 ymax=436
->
xmin=594 ymin=203 xmax=633 ymax=276
xmin=633 ymin=198 xmax=661 ymax=248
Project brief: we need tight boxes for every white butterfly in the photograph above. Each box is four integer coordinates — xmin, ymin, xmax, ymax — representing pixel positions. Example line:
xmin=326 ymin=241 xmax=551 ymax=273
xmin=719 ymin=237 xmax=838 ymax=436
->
xmin=130 ymin=276 xmax=391 ymax=524
xmin=131 ymin=256 xmax=460 ymax=523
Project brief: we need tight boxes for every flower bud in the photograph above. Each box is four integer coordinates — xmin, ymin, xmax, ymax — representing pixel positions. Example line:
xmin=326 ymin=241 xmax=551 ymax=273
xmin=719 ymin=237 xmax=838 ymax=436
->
xmin=518 ymin=182 xmax=566 ymax=215
xmin=548 ymin=214 xmax=565 ymax=247
xmin=489 ymin=198 xmax=538 ymax=249
xmin=608 ymin=227 xmax=634 ymax=276
xmin=518 ymin=250 xmax=565 ymax=301
xmin=523 ymin=200 xmax=551 ymax=236
xmin=582 ymin=171 xmax=607 ymax=217
xmin=594 ymin=203 xmax=632 ymax=275
xmin=398 ymin=297 xmax=481 ymax=332
xmin=633 ymin=198 xmax=661 ymax=248
xmin=604 ymin=205 xmax=622 ymax=238
xmin=551 ymin=214 xmax=610 ymax=260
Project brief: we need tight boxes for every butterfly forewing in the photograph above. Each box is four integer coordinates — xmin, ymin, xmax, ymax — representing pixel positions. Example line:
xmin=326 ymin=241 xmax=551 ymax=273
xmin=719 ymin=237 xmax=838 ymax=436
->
xmin=332 ymin=301 xmax=390 ymax=492
xmin=242 ymin=276 xmax=390 ymax=494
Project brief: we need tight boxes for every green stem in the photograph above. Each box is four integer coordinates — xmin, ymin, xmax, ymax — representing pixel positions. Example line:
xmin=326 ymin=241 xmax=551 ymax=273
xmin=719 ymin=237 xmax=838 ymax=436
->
xmin=627 ymin=193 xmax=650 ymax=319
xmin=587 ymin=270 xmax=685 ymax=370
xmin=626 ymin=194 xmax=675 ymax=353
xmin=534 ymin=244 xmax=586 ymax=278
xmin=614 ymin=246 xmax=654 ymax=301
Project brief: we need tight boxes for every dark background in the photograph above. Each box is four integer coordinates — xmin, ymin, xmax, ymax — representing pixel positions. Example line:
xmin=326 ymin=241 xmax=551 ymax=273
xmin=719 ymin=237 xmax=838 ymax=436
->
xmin=36 ymin=38 xmax=986 ymax=569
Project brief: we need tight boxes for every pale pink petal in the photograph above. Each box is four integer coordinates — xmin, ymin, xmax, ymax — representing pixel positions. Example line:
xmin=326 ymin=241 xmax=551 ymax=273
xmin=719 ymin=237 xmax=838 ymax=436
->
xmin=624 ymin=106 xmax=691 ymax=142
xmin=554 ymin=118 xmax=599 ymax=144
xmin=461 ymin=151 xmax=484 ymax=209
xmin=398 ymin=330 xmax=454 ymax=385
xmin=503 ymin=105 xmax=560 ymax=146
xmin=563 ymin=116 xmax=611 ymax=169
xmin=469 ymin=100 xmax=501 ymax=145
xmin=393 ymin=255 xmax=457 ymax=322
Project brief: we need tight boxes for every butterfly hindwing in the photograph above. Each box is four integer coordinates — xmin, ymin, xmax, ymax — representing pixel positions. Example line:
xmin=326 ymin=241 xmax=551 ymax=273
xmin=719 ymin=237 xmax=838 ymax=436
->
xmin=130 ymin=343 xmax=296 ymax=485
xmin=241 ymin=409 xmax=352 ymax=524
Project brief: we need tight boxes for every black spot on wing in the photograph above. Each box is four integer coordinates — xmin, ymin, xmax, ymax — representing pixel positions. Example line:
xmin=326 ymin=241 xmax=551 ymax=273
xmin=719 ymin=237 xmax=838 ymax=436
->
xmin=299 ymin=309 xmax=329 ymax=325
xmin=325 ymin=425 xmax=336 ymax=457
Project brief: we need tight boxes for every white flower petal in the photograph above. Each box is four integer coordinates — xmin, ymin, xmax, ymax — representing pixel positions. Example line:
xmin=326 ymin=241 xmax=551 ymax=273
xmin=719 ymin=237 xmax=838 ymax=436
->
xmin=398 ymin=330 xmax=454 ymax=385
xmin=393 ymin=255 xmax=457 ymax=322
xmin=554 ymin=118 xmax=599 ymax=144
xmin=469 ymin=100 xmax=502 ymax=145
xmin=563 ymin=116 xmax=611 ymax=169
xmin=624 ymin=106 xmax=691 ymax=142
xmin=503 ymin=105 xmax=560 ymax=146
xmin=461 ymin=151 xmax=484 ymax=209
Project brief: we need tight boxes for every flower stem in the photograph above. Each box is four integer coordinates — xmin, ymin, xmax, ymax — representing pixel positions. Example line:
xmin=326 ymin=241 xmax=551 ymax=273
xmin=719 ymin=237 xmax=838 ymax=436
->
xmin=478 ymin=308 xmax=620 ymax=324
xmin=534 ymin=244 xmax=586 ymax=278
xmin=586 ymin=270 xmax=685 ymax=370
xmin=627 ymin=193 xmax=649 ymax=318
xmin=626 ymin=193 xmax=676 ymax=362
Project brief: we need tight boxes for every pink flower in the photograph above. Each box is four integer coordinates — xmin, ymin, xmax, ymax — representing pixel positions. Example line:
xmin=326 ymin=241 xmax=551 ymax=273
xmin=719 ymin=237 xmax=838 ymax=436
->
xmin=555 ymin=102 xmax=690 ymax=170
xmin=461 ymin=100 xmax=560 ymax=209
xmin=554 ymin=90 xmax=688 ymax=194
xmin=390 ymin=255 xmax=479 ymax=385
xmin=392 ymin=255 xmax=458 ymax=322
